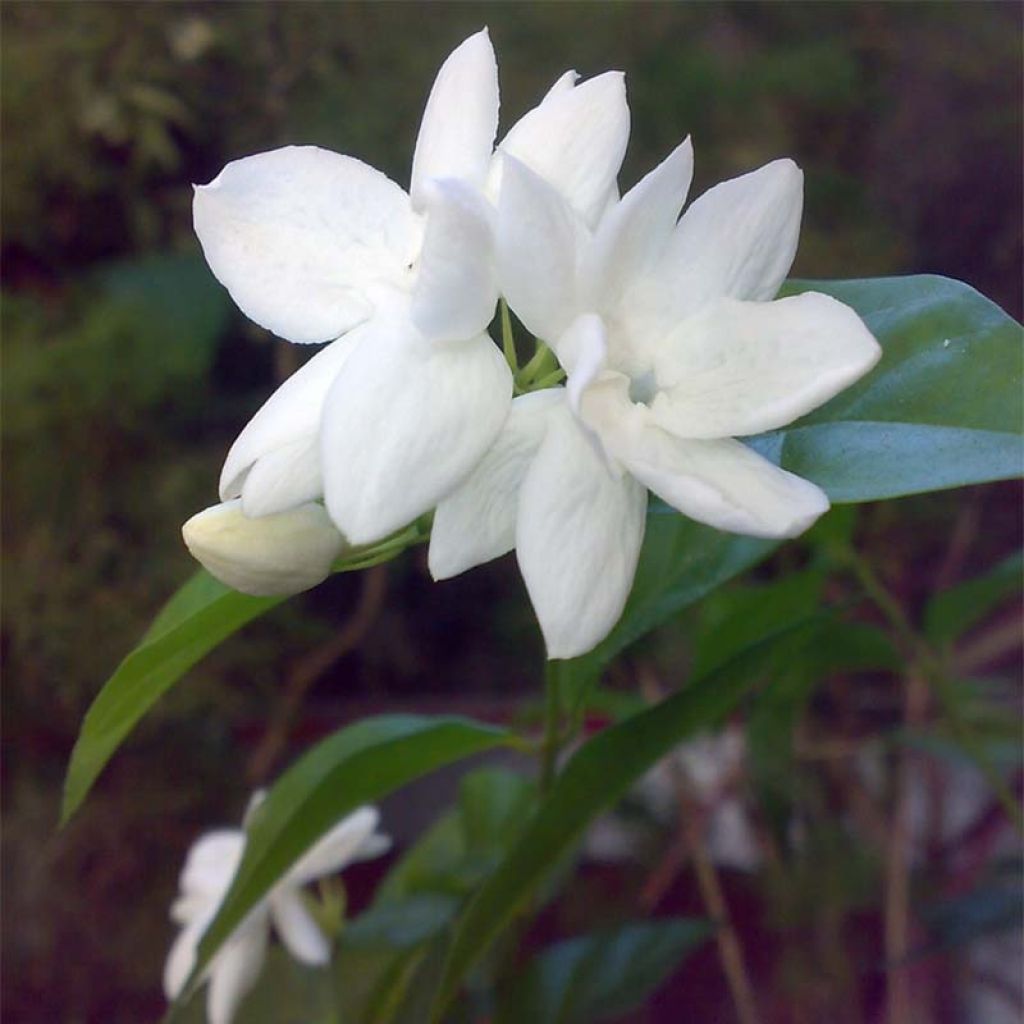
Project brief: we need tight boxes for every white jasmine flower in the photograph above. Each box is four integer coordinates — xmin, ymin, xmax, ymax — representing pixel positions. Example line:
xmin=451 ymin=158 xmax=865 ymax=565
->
xmin=164 ymin=802 xmax=390 ymax=1024
xmin=181 ymin=499 xmax=345 ymax=596
xmin=195 ymin=29 xmax=629 ymax=545
xmin=430 ymin=143 xmax=881 ymax=658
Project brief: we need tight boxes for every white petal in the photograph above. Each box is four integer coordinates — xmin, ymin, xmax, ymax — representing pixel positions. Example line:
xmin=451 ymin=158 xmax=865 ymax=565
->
xmin=496 ymin=157 xmax=582 ymax=342
xmin=164 ymin=917 xmax=207 ymax=1000
xmin=429 ymin=389 xmax=564 ymax=579
xmin=585 ymin=379 xmax=828 ymax=537
xmin=542 ymin=69 xmax=580 ymax=101
xmin=170 ymin=892 xmax=211 ymax=926
xmin=178 ymin=831 xmax=246 ymax=899
xmin=582 ymin=139 xmax=694 ymax=315
xmin=182 ymin=500 xmax=345 ymax=596
xmin=321 ymin=317 xmax=512 ymax=544
xmin=655 ymin=158 xmax=803 ymax=323
xmin=238 ymin=437 xmax=321 ymax=518
xmin=557 ymin=313 xmax=608 ymax=416
xmin=411 ymin=178 xmax=498 ymax=342
xmin=269 ymin=890 xmax=330 ymax=966
xmin=516 ymin=410 xmax=647 ymax=659
xmin=194 ymin=146 xmax=418 ymax=343
xmin=649 ymin=293 xmax=882 ymax=439
xmin=220 ymin=333 xmax=362 ymax=506
xmin=409 ymin=29 xmax=499 ymax=212
xmin=206 ymin=922 xmax=269 ymax=1024
xmin=495 ymin=71 xmax=630 ymax=226
xmin=285 ymin=807 xmax=390 ymax=887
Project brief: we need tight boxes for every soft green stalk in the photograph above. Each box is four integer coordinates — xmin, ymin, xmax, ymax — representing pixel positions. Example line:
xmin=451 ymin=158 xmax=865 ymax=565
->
xmin=540 ymin=661 xmax=564 ymax=792
xmin=531 ymin=367 xmax=567 ymax=390
xmin=516 ymin=341 xmax=558 ymax=392
xmin=500 ymin=298 xmax=518 ymax=374
xmin=331 ymin=520 xmax=427 ymax=574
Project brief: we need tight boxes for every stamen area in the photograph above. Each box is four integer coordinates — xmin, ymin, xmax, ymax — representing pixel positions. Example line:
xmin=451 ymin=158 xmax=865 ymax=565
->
xmin=628 ymin=369 xmax=658 ymax=406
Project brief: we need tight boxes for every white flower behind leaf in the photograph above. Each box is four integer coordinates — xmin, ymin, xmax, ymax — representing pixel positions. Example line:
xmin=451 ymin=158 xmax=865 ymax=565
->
xmin=193 ymin=29 xmax=629 ymax=547
xmin=164 ymin=803 xmax=390 ymax=1024
xmin=431 ymin=143 xmax=881 ymax=659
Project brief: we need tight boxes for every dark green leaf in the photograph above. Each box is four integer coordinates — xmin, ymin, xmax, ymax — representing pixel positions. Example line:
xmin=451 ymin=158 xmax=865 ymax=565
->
xmin=345 ymin=894 xmax=461 ymax=950
xmin=375 ymin=811 xmax=468 ymax=906
xmin=375 ymin=769 xmax=537 ymax=907
xmin=61 ymin=571 xmax=282 ymax=824
xmin=495 ymin=918 xmax=711 ymax=1024
xmin=64 ymin=529 xmax=427 ymax=824
xmin=459 ymin=769 xmax=537 ymax=864
xmin=924 ymin=551 xmax=1023 ymax=646
xmin=692 ymin=568 xmax=825 ymax=679
xmin=190 ymin=715 xmax=513 ymax=998
xmin=431 ymin=618 xmax=821 ymax=1018
xmin=344 ymin=769 xmax=536 ymax=1024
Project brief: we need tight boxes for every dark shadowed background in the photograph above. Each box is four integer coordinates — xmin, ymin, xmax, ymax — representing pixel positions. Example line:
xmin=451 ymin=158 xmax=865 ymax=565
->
xmin=2 ymin=3 xmax=1021 ymax=1022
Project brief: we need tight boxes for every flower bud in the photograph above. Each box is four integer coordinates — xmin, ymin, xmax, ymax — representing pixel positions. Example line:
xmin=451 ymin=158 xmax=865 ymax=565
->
xmin=182 ymin=499 xmax=344 ymax=596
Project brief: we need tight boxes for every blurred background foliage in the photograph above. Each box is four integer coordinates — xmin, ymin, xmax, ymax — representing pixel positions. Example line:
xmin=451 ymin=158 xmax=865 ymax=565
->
xmin=1 ymin=3 xmax=1021 ymax=1022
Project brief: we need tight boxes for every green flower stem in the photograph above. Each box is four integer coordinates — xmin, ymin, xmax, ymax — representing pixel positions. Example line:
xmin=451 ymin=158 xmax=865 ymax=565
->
xmin=540 ymin=660 xmax=564 ymax=792
xmin=530 ymin=367 xmax=567 ymax=390
xmin=331 ymin=521 xmax=427 ymax=574
xmin=500 ymin=298 xmax=518 ymax=375
xmin=516 ymin=341 xmax=558 ymax=392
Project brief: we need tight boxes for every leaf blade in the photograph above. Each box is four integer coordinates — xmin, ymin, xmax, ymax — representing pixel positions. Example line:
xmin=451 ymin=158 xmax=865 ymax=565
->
xmin=61 ymin=571 xmax=282 ymax=824
xmin=431 ymin=618 xmax=821 ymax=1018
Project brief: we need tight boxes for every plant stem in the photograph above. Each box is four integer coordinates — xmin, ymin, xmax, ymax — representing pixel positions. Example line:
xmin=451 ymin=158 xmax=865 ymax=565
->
xmin=884 ymin=669 xmax=929 ymax=1024
xmin=679 ymin=797 xmax=762 ymax=1024
xmin=332 ymin=521 xmax=427 ymax=573
xmin=640 ymin=668 xmax=762 ymax=1024
xmin=248 ymin=566 xmax=389 ymax=782
xmin=540 ymin=661 xmax=563 ymax=792
xmin=516 ymin=341 xmax=557 ymax=391
xmin=531 ymin=367 xmax=567 ymax=390
xmin=500 ymin=298 xmax=518 ymax=374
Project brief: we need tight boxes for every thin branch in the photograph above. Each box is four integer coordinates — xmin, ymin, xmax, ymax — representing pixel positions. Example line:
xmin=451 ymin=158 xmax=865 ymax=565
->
xmin=539 ymin=661 xmax=563 ymax=793
xmin=883 ymin=670 xmax=929 ymax=1024
xmin=640 ymin=669 xmax=762 ymax=1024
xmin=247 ymin=565 xmax=389 ymax=783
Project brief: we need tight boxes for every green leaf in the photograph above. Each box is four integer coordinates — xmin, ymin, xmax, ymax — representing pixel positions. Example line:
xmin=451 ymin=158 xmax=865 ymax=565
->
xmin=924 ymin=551 xmax=1023 ymax=646
xmin=376 ymin=769 xmax=537 ymax=907
xmin=692 ymin=568 xmax=825 ymax=678
xmin=771 ymin=275 xmax=1023 ymax=499
xmin=189 ymin=715 xmax=514 ymax=998
xmin=64 ymin=525 xmax=428 ymax=825
xmin=61 ymin=571 xmax=283 ymax=824
xmin=345 ymin=894 xmax=461 ymax=950
xmin=495 ymin=918 xmax=712 ymax=1024
xmin=431 ymin=618 xmax=821 ymax=1018
xmin=341 ymin=769 xmax=536 ymax=1024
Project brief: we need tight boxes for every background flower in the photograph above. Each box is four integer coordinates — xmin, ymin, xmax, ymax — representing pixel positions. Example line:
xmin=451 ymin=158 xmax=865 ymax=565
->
xmin=164 ymin=803 xmax=389 ymax=1024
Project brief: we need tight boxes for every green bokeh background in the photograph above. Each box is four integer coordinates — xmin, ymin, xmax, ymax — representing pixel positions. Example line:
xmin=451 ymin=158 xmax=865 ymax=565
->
xmin=2 ymin=3 xmax=1020 ymax=1021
